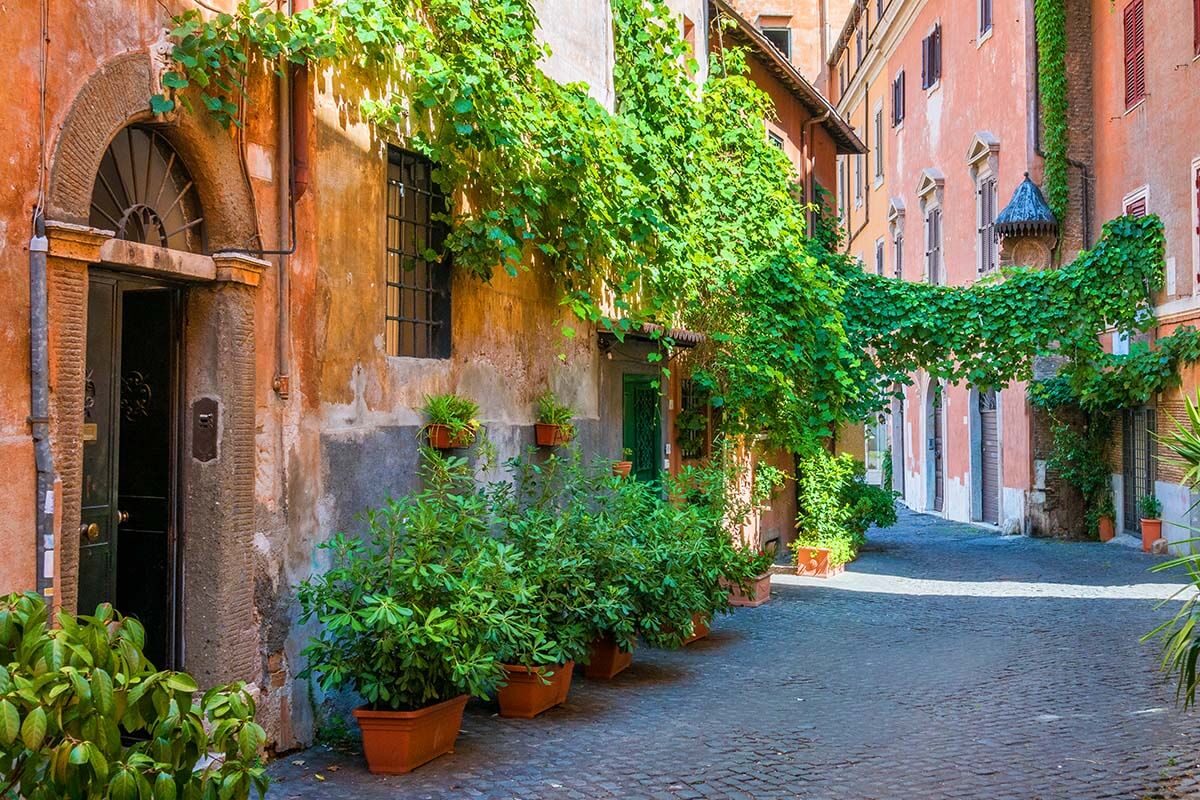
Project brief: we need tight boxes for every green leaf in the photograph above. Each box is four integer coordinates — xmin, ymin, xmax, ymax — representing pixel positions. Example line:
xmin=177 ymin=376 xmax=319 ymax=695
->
xmin=150 ymin=94 xmax=176 ymax=114
xmin=20 ymin=705 xmax=46 ymax=750
xmin=0 ymin=699 xmax=19 ymax=745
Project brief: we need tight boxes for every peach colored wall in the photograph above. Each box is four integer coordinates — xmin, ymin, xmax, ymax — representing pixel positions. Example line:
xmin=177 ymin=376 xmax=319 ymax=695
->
xmin=1092 ymin=0 xmax=1200 ymax=306
xmin=835 ymin=0 xmax=1038 ymax=526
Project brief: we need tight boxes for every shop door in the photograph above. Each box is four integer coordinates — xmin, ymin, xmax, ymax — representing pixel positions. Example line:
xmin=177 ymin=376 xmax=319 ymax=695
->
xmin=80 ymin=273 xmax=180 ymax=668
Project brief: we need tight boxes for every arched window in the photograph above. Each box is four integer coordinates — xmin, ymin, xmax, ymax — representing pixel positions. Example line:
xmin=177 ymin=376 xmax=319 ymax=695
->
xmin=89 ymin=126 xmax=205 ymax=253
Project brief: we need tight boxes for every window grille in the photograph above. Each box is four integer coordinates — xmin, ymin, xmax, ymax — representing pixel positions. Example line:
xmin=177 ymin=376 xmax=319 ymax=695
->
xmin=385 ymin=147 xmax=451 ymax=359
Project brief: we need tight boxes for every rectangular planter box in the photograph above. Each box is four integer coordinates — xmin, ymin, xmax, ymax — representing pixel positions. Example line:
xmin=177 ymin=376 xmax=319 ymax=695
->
xmin=794 ymin=546 xmax=844 ymax=578
xmin=352 ymin=695 xmax=468 ymax=774
xmin=584 ymin=634 xmax=633 ymax=679
xmin=724 ymin=573 xmax=772 ymax=607
xmin=498 ymin=661 xmax=574 ymax=718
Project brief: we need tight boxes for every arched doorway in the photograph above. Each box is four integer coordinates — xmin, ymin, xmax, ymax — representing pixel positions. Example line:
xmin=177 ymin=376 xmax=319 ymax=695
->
xmin=44 ymin=51 xmax=264 ymax=684
xmin=77 ymin=125 xmax=202 ymax=667
xmin=925 ymin=385 xmax=944 ymax=513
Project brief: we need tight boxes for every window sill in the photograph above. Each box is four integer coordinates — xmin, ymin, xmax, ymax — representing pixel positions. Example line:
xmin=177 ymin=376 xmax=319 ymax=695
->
xmin=1123 ymin=97 xmax=1147 ymax=116
xmin=873 ymin=177 xmax=885 ymax=190
xmin=976 ymin=27 xmax=993 ymax=48
xmin=925 ymin=80 xmax=941 ymax=96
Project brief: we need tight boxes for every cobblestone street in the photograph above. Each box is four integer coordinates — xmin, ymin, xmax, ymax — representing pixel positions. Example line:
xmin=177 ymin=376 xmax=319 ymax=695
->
xmin=268 ymin=510 xmax=1200 ymax=799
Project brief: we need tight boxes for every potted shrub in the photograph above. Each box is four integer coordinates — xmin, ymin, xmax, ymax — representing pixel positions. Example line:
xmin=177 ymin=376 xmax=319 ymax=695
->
xmin=0 ymin=593 xmax=268 ymax=799
xmin=297 ymin=460 xmax=530 ymax=774
xmin=422 ymin=393 xmax=480 ymax=449
xmin=489 ymin=494 xmax=595 ymax=717
xmin=792 ymin=541 xmax=840 ymax=577
xmin=534 ymin=391 xmax=576 ymax=447
xmin=1139 ymin=494 xmax=1163 ymax=552
xmin=724 ymin=543 xmax=776 ymax=607
xmin=612 ymin=448 xmax=634 ymax=478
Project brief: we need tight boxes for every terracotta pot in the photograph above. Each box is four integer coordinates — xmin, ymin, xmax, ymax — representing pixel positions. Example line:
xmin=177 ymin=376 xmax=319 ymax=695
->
xmin=612 ymin=461 xmax=633 ymax=478
xmin=725 ymin=573 xmax=772 ymax=607
xmin=426 ymin=423 xmax=477 ymax=449
xmin=497 ymin=661 xmax=574 ymax=718
xmin=1098 ymin=516 xmax=1116 ymax=542
xmin=1141 ymin=518 xmax=1163 ymax=552
xmin=534 ymin=423 xmax=574 ymax=447
xmin=584 ymin=635 xmax=633 ymax=679
xmin=794 ymin=546 xmax=842 ymax=578
xmin=352 ymin=695 xmax=468 ymax=774
xmin=682 ymin=613 xmax=710 ymax=645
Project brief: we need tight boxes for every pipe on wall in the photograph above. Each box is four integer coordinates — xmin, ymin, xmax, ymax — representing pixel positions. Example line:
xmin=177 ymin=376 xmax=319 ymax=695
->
xmin=29 ymin=211 xmax=55 ymax=600
xmin=802 ymin=109 xmax=832 ymax=234
xmin=273 ymin=0 xmax=295 ymax=400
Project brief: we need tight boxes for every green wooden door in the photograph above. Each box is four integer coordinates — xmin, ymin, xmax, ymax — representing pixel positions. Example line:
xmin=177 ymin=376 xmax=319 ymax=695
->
xmin=622 ymin=374 xmax=661 ymax=482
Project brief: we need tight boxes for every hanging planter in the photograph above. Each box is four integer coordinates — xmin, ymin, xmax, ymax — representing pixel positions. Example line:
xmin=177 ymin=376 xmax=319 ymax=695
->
xmin=421 ymin=393 xmax=481 ymax=449
xmin=426 ymin=423 xmax=478 ymax=449
xmin=497 ymin=662 xmax=575 ymax=718
xmin=352 ymin=695 xmax=469 ymax=774
xmin=534 ymin=423 xmax=574 ymax=447
xmin=584 ymin=634 xmax=633 ymax=679
xmin=534 ymin=391 xmax=576 ymax=447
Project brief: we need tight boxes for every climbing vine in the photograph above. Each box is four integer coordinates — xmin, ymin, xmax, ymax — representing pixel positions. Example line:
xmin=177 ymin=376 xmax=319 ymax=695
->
xmin=1035 ymin=0 xmax=1068 ymax=224
xmin=155 ymin=0 xmax=1173 ymax=459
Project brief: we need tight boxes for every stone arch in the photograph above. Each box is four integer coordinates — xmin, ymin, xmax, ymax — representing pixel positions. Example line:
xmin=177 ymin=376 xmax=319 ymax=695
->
xmin=47 ymin=50 xmax=257 ymax=252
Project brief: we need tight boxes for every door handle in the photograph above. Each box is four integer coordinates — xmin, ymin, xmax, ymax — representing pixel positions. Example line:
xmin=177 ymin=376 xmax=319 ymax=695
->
xmin=117 ymin=510 xmax=130 ymax=524
xmin=80 ymin=522 xmax=100 ymax=542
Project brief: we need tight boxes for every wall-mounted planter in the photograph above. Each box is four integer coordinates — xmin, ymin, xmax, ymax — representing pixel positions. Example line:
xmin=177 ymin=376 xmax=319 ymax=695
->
xmin=794 ymin=546 xmax=843 ymax=578
xmin=497 ymin=662 xmax=574 ymax=718
xmin=1140 ymin=518 xmax=1163 ymax=552
xmin=1098 ymin=516 xmax=1115 ymax=542
xmin=725 ymin=573 xmax=772 ymax=607
xmin=352 ymin=695 xmax=468 ymax=774
xmin=584 ymin=634 xmax=633 ymax=679
xmin=534 ymin=423 xmax=574 ymax=447
xmin=426 ymin=423 xmax=477 ymax=449
xmin=612 ymin=461 xmax=633 ymax=478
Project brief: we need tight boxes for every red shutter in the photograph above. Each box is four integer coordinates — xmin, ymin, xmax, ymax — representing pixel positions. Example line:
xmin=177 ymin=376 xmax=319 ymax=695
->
xmin=1125 ymin=196 xmax=1147 ymax=218
xmin=1124 ymin=0 xmax=1146 ymax=108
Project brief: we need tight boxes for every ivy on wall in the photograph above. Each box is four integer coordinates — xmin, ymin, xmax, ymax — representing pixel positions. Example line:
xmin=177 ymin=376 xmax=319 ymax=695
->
xmin=155 ymin=0 xmax=1175 ymax=462
xmin=1035 ymin=0 xmax=1069 ymax=224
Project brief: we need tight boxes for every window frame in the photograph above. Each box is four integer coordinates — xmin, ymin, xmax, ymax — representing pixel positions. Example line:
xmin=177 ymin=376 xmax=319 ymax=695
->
xmin=384 ymin=146 xmax=452 ymax=360
xmin=976 ymin=174 xmax=998 ymax=274
xmin=873 ymin=105 xmax=885 ymax=183
xmin=979 ymin=0 xmax=993 ymax=38
xmin=760 ymin=26 xmax=792 ymax=61
xmin=892 ymin=70 xmax=906 ymax=127
xmin=875 ymin=237 xmax=886 ymax=276
xmin=1123 ymin=184 xmax=1149 ymax=218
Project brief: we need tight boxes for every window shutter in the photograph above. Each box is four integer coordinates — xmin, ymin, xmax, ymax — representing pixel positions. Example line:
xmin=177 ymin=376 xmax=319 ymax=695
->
xmin=900 ymin=71 xmax=906 ymax=118
xmin=922 ymin=36 xmax=929 ymax=87
xmin=934 ymin=25 xmax=942 ymax=82
xmin=1124 ymin=0 xmax=1146 ymax=108
xmin=1195 ymin=0 xmax=1200 ymax=55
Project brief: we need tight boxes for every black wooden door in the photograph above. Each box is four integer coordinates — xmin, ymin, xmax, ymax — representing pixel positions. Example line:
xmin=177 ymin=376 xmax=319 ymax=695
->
xmin=81 ymin=274 xmax=179 ymax=668
xmin=931 ymin=392 xmax=944 ymax=513
xmin=980 ymin=390 xmax=1000 ymax=525
xmin=622 ymin=374 xmax=661 ymax=483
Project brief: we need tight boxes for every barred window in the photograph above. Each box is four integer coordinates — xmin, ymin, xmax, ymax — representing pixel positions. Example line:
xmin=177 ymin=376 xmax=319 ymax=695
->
xmin=385 ymin=147 xmax=451 ymax=359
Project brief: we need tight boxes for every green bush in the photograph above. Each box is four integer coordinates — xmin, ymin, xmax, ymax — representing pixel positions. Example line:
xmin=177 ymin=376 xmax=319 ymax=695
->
xmin=793 ymin=450 xmax=896 ymax=567
xmin=0 ymin=592 xmax=267 ymax=800
xmin=297 ymin=454 xmax=533 ymax=711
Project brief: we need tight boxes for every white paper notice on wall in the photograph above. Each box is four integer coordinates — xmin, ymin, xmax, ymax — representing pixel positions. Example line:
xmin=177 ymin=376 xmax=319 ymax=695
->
xmin=43 ymin=489 xmax=55 ymax=515
xmin=1167 ymin=256 xmax=1177 ymax=296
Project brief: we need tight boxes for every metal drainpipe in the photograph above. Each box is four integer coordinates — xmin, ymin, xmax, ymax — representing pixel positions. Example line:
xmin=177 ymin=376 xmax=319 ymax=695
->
xmin=29 ymin=210 xmax=55 ymax=600
xmin=803 ymin=109 xmax=832 ymax=234
xmin=273 ymin=0 xmax=293 ymax=400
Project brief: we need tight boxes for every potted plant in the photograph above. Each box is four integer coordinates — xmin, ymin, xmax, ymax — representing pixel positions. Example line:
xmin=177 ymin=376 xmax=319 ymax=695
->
xmin=1139 ymin=494 xmax=1163 ymax=552
xmin=534 ymin=391 xmax=576 ymax=447
xmin=490 ymin=497 xmax=594 ymax=717
xmin=297 ymin=460 xmax=529 ymax=774
xmin=724 ymin=543 xmax=776 ymax=607
xmin=422 ymin=393 xmax=480 ymax=449
xmin=0 ymin=593 xmax=268 ymax=799
xmin=1097 ymin=492 xmax=1116 ymax=542
xmin=612 ymin=448 xmax=634 ymax=478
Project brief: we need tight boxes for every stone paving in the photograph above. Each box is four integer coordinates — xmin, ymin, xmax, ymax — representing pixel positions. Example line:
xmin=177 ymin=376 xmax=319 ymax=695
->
xmin=268 ymin=510 xmax=1200 ymax=799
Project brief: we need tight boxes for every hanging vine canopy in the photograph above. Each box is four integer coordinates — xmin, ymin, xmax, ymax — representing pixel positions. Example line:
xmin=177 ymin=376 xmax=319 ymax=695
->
xmin=156 ymin=0 xmax=1168 ymax=452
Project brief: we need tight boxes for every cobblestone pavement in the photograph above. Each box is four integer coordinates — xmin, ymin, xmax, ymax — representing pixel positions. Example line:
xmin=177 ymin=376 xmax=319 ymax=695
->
xmin=268 ymin=510 xmax=1200 ymax=799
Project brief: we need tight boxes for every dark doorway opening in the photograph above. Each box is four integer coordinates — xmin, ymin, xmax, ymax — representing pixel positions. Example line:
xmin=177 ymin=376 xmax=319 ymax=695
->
xmin=80 ymin=272 xmax=182 ymax=669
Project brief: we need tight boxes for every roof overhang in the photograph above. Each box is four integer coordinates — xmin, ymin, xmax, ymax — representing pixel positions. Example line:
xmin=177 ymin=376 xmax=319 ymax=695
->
xmin=710 ymin=0 xmax=866 ymax=155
